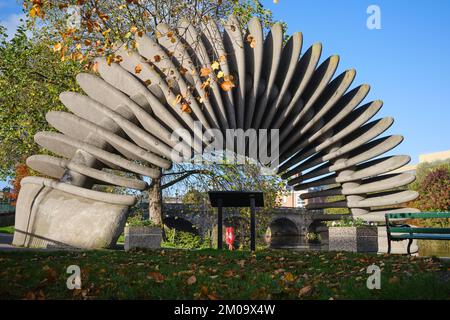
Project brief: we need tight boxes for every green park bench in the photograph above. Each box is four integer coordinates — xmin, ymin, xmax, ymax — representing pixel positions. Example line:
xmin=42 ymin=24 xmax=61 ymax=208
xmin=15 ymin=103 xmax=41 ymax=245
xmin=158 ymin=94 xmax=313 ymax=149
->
xmin=385 ymin=212 xmax=450 ymax=255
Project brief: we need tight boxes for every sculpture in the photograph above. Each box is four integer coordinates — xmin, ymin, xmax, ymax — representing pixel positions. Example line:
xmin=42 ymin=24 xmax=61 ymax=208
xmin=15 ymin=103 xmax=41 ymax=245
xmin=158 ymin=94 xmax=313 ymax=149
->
xmin=12 ymin=16 xmax=419 ymax=249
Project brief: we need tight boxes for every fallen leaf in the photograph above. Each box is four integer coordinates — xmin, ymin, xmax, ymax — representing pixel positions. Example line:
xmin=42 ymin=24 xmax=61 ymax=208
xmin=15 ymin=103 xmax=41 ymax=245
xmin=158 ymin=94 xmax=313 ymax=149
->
xmin=223 ymin=270 xmax=235 ymax=278
xmin=200 ymin=285 xmax=208 ymax=295
xmin=147 ymin=271 xmax=165 ymax=283
xmin=207 ymin=293 xmax=220 ymax=300
xmin=187 ymin=275 xmax=197 ymax=285
xmin=298 ymin=285 xmax=313 ymax=297
xmin=388 ymin=276 xmax=399 ymax=284
xmin=283 ymin=272 xmax=295 ymax=282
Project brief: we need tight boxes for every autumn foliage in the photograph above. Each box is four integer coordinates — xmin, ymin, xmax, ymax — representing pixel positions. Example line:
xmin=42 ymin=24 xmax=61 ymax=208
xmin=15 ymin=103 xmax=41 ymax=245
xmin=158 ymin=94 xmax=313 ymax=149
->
xmin=6 ymin=163 xmax=30 ymax=206
xmin=415 ymin=167 xmax=450 ymax=211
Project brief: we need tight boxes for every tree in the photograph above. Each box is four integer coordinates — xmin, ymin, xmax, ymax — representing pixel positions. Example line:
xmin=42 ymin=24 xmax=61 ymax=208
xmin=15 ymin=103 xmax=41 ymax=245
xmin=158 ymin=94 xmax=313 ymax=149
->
xmin=0 ymin=24 xmax=82 ymax=180
xmin=23 ymin=0 xmax=285 ymax=70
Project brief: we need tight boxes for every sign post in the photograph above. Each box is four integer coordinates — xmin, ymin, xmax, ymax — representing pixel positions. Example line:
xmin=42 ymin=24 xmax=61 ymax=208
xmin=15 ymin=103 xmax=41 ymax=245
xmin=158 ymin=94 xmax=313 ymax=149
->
xmin=208 ymin=191 xmax=264 ymax=252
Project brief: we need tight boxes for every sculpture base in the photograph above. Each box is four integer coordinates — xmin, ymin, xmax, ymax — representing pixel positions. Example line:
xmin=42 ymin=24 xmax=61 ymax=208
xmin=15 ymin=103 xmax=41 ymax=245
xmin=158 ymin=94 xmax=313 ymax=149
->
xmin=12 ymin=177 xmax=131 ymax=249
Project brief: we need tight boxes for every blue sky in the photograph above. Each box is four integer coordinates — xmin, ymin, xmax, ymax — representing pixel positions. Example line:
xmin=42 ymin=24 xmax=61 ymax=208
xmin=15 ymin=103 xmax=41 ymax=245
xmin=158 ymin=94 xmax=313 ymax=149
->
xmin=1 ymin=0 xmax=449 ymax=188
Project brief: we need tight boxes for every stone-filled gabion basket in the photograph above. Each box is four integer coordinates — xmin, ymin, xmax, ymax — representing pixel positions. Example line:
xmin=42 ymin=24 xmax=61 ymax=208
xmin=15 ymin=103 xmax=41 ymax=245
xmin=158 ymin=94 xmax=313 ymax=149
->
xmin=329 ymin=226 xmax=378 ymax=253
xmin=124 ymin=226 xmax=162 ymax=251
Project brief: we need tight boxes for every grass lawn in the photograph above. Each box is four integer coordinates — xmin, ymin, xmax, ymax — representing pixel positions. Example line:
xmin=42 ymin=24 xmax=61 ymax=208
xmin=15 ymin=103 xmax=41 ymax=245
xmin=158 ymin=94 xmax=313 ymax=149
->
xmin=0 ymin=249 xmax=449 ymax=300
xmin=0 ymin=226 xmax=14 ymax=234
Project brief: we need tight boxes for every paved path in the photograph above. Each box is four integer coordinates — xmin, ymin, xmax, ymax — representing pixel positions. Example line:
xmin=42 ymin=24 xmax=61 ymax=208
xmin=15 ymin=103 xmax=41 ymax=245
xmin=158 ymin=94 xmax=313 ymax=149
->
xmin=0 ymin=233 xmax=20 ymax=251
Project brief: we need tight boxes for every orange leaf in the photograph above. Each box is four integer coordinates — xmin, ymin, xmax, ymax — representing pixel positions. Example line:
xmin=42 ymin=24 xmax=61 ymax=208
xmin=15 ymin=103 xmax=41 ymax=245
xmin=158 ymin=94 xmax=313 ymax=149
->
xmin=181 ymin=102 xmax=192 ymax=113
xmin=283 ymin=272 xmax=295 ymax=282
xmin=92 ymin=62 xmax=99 ymax=73
xmin=207 ymin=293 xmax=220 ymax=300
xmin=148 ymin=272 xmax=165 ymax=283
xmin=220 ymin=80 xmax=235 ymax=92
xmin=200 ymin=67 xmax=211 ymax=77
xmin=153 ymin=55 xmax=161 ymax=62
xmin=53 ymin=43 xmax=62 ymax=52
xmin=247 ymin=34 xmax=256 ymax=48
xmin=134 ymin=64 xmax=142 ymax=74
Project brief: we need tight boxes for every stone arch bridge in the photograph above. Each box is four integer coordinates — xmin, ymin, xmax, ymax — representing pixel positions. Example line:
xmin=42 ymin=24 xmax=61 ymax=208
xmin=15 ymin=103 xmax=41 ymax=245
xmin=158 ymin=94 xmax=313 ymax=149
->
xmin=140 ymin=203 xmax=347 ymax=239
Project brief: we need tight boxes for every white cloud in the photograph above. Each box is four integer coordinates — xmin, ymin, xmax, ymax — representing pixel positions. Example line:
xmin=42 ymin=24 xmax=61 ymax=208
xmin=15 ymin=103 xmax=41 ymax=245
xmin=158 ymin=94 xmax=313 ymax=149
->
xmin=1 ymin=13 xmax=26 ymax=39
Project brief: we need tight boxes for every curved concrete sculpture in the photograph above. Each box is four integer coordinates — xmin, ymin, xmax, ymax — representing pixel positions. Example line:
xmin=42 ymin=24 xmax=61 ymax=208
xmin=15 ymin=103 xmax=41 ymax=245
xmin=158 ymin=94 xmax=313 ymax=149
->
xmin=13 ymin=16 xmax=418 ymax=249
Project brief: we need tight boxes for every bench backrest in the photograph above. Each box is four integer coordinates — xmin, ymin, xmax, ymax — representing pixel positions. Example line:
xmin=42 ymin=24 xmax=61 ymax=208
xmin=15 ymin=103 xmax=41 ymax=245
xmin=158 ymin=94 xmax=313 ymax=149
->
xmin=385 ymin=212 xmax=450 ymax=235
xmin=385 ymin=212 xmax=450 ymax=220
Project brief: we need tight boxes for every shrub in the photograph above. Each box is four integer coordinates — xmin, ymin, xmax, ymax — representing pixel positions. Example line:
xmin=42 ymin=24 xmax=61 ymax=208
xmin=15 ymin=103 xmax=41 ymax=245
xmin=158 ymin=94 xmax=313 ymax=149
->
xmin=416 ymin=167 xmax=450 ymax=212
xmin=407 ymin=162 xmax=450 ymax=228
xmin=326 ymin=217 xmax=376 ymax=227
xmin=162 ymin=228 xmax=211 ymax=249
xmin=126 ymin=210 xmax=158 ymax=227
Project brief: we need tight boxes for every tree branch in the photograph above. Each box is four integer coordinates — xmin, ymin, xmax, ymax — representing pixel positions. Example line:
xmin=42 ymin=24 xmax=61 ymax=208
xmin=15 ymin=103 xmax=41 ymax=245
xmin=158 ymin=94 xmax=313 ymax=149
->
xmin=161 ymin=169 xmax=210 ymax=189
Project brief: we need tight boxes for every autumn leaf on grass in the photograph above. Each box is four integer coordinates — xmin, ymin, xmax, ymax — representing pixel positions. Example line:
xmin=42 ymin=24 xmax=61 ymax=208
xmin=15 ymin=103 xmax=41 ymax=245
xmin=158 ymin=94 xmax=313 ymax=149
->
xmin=207 ymin=293 xmax=220 ymax=300
xmin=200 ymin=285 xmax=208 ymax=296
xmin=388 ymin=276 xmax=399 ymax=284
xmin=25 ymin=289 xmax=45 ymax=300
xmin=130 ymin=26 xmax=138 ymax=33
xmin=298 ymin=285 xmax=313 ymax=298
xmin=43 ymin=265 xmax=57 ymax=283
xmin=283 ymin=272 xmax=296 ymax=282
xmin=223 ymin=270 xmax=235 ymax=278
xmin=187 ymin=275 xmax=197 ymax=285
xmin=147 ymin=271 xmax=165 ymax=283
xmin=154 ymin=55 xmax=161 ymax=62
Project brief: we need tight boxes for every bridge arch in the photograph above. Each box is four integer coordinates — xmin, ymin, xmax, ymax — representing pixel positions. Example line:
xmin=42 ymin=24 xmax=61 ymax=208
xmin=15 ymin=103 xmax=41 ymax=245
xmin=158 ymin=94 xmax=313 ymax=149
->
xmin=163 ymin=216 xmax=199 ymax=235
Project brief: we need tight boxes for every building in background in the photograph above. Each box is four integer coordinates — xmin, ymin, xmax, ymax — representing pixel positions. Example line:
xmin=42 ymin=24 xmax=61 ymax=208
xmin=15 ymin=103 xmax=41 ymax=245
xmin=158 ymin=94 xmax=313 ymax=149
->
xmin=279 ymin=186 xmax=325 ymax=208
xmin=392 ymin=149 xmax=450 ymax=174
